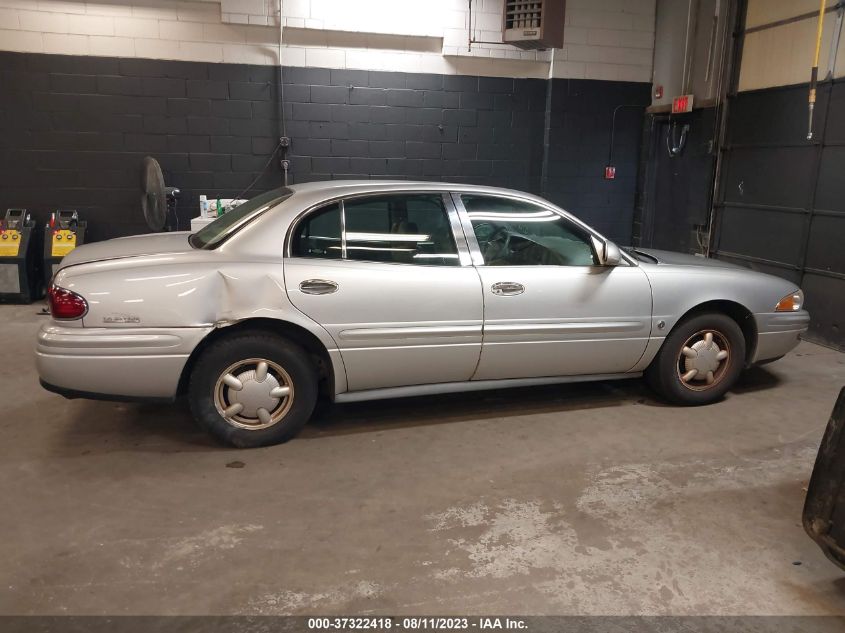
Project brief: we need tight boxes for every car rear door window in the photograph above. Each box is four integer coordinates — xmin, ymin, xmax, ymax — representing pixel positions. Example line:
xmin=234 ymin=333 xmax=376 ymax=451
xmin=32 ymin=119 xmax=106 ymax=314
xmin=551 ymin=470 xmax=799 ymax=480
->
xmin=291 ymin=194 xmax=460 ymax=265
xmin=462 ymin=194 xmax=597 ymax=266
xmin=343 ymin=194 xmax=459 ymax=266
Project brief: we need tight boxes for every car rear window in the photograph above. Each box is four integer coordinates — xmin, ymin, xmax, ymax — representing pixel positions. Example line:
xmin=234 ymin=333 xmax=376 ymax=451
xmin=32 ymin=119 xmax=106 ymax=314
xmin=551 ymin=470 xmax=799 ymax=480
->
xmin=189 ymin=187 xmax=292 ymax=250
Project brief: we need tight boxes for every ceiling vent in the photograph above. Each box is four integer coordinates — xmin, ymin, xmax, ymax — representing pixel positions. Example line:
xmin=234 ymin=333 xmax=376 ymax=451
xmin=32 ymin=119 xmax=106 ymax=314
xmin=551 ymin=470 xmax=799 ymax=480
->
xmin=502 ymin=0 xmax=565 ymax=50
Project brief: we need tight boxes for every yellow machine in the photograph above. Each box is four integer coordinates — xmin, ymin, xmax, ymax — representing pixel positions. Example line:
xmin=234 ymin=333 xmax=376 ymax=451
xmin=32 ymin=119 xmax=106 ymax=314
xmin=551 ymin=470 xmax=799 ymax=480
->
xmin=44 ymin=210 xmax=86 ymax=288
xmin=0 ymin=223 xmax=22 ymax=257
xmin=51 ymin=229 xmax=77 ymax=257
xmin=0 ymin=209 xmax=39 ymax=303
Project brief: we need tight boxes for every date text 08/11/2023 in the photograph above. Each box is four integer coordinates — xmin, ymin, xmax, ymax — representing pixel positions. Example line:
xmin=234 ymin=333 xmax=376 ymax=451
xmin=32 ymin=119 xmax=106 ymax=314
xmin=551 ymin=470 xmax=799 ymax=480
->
xmin=306 ymin=617 xmax=529 ymax=630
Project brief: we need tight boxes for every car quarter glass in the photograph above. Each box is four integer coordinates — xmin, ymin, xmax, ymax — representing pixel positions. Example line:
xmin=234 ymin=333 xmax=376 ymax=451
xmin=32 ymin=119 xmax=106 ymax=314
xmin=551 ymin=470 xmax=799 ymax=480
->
xmin=291 ymin=203 xmax=342 ymax=259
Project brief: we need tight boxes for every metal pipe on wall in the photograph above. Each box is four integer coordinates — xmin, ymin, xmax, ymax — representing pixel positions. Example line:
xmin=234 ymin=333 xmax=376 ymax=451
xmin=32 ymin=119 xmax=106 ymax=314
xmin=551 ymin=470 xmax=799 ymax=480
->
xmin=278 ymin=0 xmax=290 ymax=185
xmin=807 ymin=0 xmax=827 ymax=140
xmin=705 ymin=0 xmax=742 ymax=256
xmin=828 ymin=5 xmax=845 ymax=78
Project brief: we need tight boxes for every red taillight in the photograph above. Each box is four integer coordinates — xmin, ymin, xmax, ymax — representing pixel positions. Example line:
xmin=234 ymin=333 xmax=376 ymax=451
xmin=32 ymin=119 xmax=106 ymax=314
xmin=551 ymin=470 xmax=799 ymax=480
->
xmin=48 ymin=284 xmax=88 ymax=320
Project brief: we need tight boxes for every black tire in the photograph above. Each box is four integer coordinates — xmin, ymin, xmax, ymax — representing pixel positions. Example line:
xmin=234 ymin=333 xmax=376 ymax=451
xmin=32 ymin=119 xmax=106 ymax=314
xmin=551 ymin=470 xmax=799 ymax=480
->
xmin=645 ymin=312 xmax=746 ymax=406
xmin=188 ymin=332 xmax=318 ymax=447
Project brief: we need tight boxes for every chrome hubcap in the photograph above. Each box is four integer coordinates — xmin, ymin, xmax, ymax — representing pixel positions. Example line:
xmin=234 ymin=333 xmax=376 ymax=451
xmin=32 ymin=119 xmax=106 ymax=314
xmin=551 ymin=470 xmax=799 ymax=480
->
xmin=677 ymin=330 xmax=731 ymax=391
xmin=214 ymin=358 xmax=294 ymax=430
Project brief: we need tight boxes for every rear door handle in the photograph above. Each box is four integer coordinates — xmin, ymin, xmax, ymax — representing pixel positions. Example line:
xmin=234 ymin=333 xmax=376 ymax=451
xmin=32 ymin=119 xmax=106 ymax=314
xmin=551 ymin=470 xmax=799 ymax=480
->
xmin=299 ymin=279 xmax=338 ymax=295
xmin=491 ymin=281 xmax=524 ymax=296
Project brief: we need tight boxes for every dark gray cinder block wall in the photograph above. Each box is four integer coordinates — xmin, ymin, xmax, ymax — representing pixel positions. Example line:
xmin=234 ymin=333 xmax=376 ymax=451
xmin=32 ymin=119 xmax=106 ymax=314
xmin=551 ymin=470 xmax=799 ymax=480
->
xmin=281 ymin=67 xmax=548 ymax=195
xmin=710 ymin=80 xmax=845 ymax=350
xmin=0 ymin=51 xmax=648 ymax=243
xmin=544 ymin=78 xmax=649 ymax=240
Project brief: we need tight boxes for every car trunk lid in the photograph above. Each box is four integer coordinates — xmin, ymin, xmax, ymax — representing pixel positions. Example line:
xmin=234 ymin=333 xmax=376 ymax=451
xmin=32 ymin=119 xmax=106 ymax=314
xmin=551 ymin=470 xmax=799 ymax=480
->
xmin=57 ymin=232 xmax=194 ymax=270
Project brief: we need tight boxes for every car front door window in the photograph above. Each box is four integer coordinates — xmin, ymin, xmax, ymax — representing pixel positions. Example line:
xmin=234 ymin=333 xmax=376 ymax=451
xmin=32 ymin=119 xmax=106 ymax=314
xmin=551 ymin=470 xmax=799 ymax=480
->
xmin=461 ymin=195 xmax=597 ymax=266
xmin=456 ymin=193 xmax=651 ymax=381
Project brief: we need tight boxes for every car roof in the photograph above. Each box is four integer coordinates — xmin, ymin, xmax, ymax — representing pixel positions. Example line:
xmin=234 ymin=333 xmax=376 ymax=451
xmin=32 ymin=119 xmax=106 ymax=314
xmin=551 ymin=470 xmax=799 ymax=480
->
xmin=286 ymin=179 xmax=549 ymax=201
xmin=230 ymin=179 xmax=622 ymax=261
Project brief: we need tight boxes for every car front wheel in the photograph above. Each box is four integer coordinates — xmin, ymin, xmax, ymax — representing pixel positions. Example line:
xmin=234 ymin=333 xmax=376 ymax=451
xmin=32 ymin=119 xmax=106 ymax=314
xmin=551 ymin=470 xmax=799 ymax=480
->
xmin=188 ymin=332 xmax=318 ymax=447
xmin=646 ymin=312 xmax=746 ymax=405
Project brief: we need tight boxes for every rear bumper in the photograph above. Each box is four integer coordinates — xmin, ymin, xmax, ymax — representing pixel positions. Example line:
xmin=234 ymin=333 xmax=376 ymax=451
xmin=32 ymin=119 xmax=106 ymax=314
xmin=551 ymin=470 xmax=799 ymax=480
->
xmin=36 ymin=323 xmax=212 ymax=400
xmin=752 ymin=310 xmax=810 ymax=363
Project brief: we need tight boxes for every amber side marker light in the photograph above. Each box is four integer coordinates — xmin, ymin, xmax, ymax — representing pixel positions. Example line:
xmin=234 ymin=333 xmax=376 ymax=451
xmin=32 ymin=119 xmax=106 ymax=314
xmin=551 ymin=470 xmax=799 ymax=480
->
xmin=47 ymin=284 xmax=88 ymax=320
xmin=776 ymin=291 xmax=804 ymax=312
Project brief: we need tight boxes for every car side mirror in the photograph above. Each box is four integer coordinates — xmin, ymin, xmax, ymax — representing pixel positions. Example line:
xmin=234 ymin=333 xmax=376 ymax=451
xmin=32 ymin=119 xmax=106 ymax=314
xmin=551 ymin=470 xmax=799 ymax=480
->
xmin=590 ymin=236 xmax=622 ymax=266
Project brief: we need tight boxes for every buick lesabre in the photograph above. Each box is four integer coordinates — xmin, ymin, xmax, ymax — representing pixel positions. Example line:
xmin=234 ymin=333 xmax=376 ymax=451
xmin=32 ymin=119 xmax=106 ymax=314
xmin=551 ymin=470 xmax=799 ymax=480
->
xmin=37 ymin=181 xmax=810 ymax=447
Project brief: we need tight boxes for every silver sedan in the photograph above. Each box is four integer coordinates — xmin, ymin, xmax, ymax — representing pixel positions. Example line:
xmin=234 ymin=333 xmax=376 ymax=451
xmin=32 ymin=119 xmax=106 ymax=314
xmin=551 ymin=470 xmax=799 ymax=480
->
xmin=37 ymin=181 xmax=810 ymax=447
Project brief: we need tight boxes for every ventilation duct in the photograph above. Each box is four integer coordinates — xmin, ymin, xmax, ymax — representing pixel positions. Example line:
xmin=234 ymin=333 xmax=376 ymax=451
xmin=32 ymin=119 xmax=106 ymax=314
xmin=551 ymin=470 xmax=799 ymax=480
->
xmin=502 ymin=0 xmax=565 ymax=50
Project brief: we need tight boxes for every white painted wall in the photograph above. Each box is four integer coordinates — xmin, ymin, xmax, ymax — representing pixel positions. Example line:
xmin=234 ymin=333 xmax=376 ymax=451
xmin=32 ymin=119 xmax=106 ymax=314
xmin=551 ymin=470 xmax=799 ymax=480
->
xmin=739 ymin=0 xmax=844 ymax=91
xmin=0 ymin=0 xmax=654 ymax=81
xmin=551 ymin=0 xmax=655 ymax=82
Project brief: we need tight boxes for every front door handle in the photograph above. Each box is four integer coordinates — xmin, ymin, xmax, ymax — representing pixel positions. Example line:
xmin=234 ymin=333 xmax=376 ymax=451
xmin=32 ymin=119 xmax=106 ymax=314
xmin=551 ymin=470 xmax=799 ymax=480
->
xmin=299 ymin=279 xmax=338 ymax=295
xmin=491 ymin=281 xmax=524 ymax=296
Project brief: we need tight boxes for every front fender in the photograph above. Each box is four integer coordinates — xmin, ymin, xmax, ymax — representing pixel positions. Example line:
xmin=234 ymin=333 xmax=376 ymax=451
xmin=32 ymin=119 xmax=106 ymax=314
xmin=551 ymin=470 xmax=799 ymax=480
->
xmin=629 ymin=266 xmax=803 ymax=371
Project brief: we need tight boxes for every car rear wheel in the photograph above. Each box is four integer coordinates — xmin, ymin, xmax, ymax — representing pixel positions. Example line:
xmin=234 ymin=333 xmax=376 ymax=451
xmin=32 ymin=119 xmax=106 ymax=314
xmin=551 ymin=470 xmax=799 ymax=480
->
xmin=188 ymin=333 xmax=318 ymax=447
xmin=646 ymin=312 xmax=746 ymax=405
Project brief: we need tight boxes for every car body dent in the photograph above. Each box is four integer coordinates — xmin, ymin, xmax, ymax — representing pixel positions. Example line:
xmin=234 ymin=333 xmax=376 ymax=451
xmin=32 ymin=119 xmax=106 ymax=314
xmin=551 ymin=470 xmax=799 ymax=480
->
xmin=53 ymin=256 xmax=348 ymax=396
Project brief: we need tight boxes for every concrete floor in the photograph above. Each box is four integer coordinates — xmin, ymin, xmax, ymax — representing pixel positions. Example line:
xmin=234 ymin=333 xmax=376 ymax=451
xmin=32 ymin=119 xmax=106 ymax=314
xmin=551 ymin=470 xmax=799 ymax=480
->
xmin=2 ymin=303 xmax=845 ymax=616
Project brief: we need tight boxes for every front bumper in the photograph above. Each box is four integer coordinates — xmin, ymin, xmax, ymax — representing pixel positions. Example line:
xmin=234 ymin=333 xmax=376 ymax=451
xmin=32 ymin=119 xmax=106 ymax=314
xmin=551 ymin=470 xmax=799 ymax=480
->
xmin=752 ymin=310 xmax=810 ymax=363
xmin=36 ymin=323 xmax=213 ymax=400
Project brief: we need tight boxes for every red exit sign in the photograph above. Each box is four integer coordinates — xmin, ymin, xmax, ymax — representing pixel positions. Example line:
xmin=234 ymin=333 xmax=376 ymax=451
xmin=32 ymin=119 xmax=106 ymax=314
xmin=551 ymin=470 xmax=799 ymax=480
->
xmin=672 ymin=94 xmax=694 ymax=114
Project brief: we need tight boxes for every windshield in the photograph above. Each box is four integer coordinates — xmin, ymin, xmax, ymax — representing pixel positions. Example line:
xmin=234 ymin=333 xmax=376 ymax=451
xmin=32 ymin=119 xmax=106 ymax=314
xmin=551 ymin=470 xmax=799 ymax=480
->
xmin=189 ymin=187 xmax=292 ymax=249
